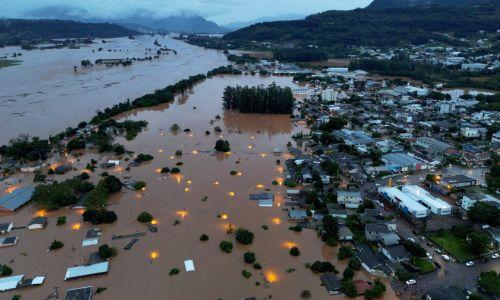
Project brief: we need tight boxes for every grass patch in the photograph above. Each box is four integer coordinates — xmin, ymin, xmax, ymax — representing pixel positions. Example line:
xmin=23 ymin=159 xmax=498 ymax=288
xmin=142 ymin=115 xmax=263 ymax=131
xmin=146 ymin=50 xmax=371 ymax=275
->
xmin=429 ymin=231 xmax=473 ymax=262
xmin=412 ymin=257 xmax=436 ymax=274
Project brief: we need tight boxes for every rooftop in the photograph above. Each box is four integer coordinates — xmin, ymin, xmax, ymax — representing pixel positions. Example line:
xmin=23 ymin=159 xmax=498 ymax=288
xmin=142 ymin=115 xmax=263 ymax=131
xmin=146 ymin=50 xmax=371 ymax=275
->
xmin=0 ymin=186 xmax=35 ymax=211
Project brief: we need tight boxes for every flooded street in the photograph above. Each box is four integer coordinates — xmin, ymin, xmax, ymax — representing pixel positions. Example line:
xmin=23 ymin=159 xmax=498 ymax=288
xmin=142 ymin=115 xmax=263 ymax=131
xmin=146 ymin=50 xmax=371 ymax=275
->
xmin=0 ymin=35 xmax=228 ymax=144
xmin=0 ymin=73 xmax=398 ymax=299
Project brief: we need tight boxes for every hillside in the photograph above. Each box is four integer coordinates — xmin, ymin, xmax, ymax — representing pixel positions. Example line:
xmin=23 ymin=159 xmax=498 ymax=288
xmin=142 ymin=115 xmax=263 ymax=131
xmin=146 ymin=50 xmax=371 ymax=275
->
xmin=0 ymin=19 xmax=138 ymax=45
xmin=366 ymin=0 xmax=495 ymax=9
xmin=223 ymin=2 xmax=499 ymax=49
xmin=125 ymin=14 xmax=227 ymax=34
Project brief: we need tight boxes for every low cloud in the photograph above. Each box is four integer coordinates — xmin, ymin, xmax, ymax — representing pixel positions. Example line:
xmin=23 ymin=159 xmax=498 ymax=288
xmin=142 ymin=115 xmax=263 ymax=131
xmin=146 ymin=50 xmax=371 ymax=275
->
xmin=3 ymin=0 xmax=373 ymax=23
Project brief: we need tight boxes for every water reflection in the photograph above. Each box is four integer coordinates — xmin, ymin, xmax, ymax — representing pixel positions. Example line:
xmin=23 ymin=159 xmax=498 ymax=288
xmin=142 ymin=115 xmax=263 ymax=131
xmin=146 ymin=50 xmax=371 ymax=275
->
xmin=222 ymin=110 xmax=293 ymax=136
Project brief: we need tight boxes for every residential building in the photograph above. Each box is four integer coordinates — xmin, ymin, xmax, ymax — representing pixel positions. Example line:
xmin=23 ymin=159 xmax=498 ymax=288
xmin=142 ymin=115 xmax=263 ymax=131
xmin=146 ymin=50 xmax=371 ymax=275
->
xmin=337 ymin=190 xmax=362 ymax=209
xmin=365 ymin=223 xmax=400 ymax=246
xmin=441 ymin=175 xmax=477 ymax=189
xmin=320 ymin=273 xmax=342 ymax=295
xmin=381 ymin=245 xmax=411 ymax=262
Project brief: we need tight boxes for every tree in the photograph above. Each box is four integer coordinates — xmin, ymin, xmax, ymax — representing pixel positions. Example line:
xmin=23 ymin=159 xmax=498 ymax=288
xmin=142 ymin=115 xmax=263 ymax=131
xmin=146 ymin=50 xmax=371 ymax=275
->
xmin=32 ymin=183 xmax=78 ymax=211
xmin=365 ymin=280 xmax=386 ymax=299
xmin=137 ymin=212 xmax=153 ymax=223
xmin=338 ymin=246 xmax=354 ymax=260
xmin=219 ymin=241 xmax=233 ymax=253
xmin=467 ymin=232 xmax=490 ymax=256
xmin=49 ymin=240 xmax=64 ymax=250
xmin=403 ymin=240 xmax=426 ymax=258
xmin=235 ymin=228 xmax=254 ymax=245
xmin=478 ymin=271 xmax=500 ymax=296
xmin=341 ymin=280 xmax=358 ymax=298
xmin=244 ymin=251 xmax=256 ymax=263
xmin=468 ymin=202 xmax=500 ymax=226
xmin=214 ymin=139 xmax=231 ymax=152
xmin=199 ymin=234 xmax=209 ymax=241
xmin=348 ymin=258 xmax=361 ymax=271
xmin=310 ymin=261 xmax=336 ymax=273
xmin=0 ymin=265 xmax=13 ymax=276
xmin=133 ymin=181 xmax=147 ymax=190
xmin=343 ymin=267 xmax=354 ymax=280
xmin=102 ymin=175 xmax=122 ymax=193
xmin=319 ymin=117 xmax=347 ymax=131
xmin=222 ymin=83 xmax=294 ymax=114
xmin=290 ymin=247 xmax=301 ymax=256
xmin=98 ymin=244 xmax=117 ymax=259
xmin=322 ymin=215 xmax=338 ymax=241
xmin=169 ymin=268 xmax=180 ymax=276
xmin=326 ymin=161 xmax=340 ymax=176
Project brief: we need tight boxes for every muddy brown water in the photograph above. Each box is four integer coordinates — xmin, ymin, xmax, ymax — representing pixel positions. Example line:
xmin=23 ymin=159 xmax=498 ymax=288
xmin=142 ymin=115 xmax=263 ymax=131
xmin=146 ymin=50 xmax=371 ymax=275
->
xmin=0 ymin=35 xmax=228 ymax=145
xmin=0 ymin=74 xmax=397 ymax=299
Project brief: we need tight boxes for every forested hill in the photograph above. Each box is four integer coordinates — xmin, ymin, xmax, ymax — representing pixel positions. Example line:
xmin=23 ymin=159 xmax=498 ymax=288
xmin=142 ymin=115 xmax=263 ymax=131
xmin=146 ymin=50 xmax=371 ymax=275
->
xmin=0 ymin=19 xmax=138 ymax=45
xmin=366 ymin=0 xmax=495 ymax=10
xmin=223 ymin=2 xmax=499 ymax=48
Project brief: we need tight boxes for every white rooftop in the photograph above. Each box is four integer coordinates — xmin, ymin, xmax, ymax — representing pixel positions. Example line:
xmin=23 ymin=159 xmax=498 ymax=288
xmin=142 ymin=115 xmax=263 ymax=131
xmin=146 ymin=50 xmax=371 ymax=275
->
xmin=184 ymin=260 xmax=195 ymax=272
xmin=64 ymin=261 xmax=109 ymax=280
xmin=0 ymin=275 xmax=23 ymax=291
xmin=402 ymin=185 xmax=452 ymax=210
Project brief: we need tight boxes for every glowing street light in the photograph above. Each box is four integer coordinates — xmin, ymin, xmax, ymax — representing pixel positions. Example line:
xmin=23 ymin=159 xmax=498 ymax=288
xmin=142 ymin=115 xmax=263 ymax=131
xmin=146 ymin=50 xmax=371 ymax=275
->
xmin=72 ymin=223 xmax=81 ymax=230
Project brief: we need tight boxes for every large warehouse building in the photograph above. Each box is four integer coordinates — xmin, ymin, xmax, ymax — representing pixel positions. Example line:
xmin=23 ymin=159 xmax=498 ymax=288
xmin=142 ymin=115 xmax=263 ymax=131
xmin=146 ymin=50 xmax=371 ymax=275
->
xmin=402 ymin=185 xmax=452 ymax=215
xmin=378 ymin=187 xmax=429 ymax=218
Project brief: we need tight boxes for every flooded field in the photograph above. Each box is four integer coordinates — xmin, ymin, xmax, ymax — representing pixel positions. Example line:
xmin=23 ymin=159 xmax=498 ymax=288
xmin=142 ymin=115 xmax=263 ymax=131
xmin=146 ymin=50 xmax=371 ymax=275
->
xmin=0 ymin=35 xmax=227 ymax=144
xmin=0 ymin=74 xmax=398 ymax=299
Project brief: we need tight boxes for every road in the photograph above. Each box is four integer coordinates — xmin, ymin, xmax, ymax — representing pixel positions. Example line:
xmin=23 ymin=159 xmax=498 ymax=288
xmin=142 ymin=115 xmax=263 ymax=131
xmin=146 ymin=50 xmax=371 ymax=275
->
xmin=357 ymin=166 xmax=499 ymax=298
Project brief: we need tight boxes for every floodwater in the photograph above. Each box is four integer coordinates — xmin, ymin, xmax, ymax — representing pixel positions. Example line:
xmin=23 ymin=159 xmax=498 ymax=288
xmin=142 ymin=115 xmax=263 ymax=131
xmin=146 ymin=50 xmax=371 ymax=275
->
xmin=0 ymin=35 xmax=228 ymax=145
xmin=0 ymin=72 xmax=398 ymax=299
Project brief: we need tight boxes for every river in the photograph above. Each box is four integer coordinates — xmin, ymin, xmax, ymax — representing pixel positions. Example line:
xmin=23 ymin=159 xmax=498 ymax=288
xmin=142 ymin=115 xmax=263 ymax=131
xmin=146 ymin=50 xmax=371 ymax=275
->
xmin=0 ymin=35 xmax=228 ymax=145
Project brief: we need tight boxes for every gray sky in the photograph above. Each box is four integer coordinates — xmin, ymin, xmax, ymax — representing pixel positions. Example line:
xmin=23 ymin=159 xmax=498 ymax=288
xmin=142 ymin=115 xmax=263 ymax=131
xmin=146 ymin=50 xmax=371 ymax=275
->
xmin=2 ymin=0 xmax=373 ymax=24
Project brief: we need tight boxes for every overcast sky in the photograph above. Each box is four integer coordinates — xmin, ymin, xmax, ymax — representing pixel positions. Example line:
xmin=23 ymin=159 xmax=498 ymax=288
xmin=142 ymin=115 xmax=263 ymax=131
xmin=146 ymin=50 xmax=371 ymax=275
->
xmin=2 ymin=0 xmax=373 ymax=24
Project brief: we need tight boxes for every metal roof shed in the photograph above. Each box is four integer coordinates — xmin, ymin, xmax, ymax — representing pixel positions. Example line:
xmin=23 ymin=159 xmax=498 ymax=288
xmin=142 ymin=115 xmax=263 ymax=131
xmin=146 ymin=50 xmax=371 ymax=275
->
xmin=65 ymin=286 xmax=93 ymax=300
xmin=0 ymin=186 xmax=35 ymax=212
xmin=64 ymin=262 xmax=109 ymax=280
xmin=0 ymin=275 xmax=23 ymax=291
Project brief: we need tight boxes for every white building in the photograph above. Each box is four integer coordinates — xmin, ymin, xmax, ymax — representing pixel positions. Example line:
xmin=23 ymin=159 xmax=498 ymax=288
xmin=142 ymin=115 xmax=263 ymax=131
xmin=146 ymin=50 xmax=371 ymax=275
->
xmin=460 ymin=127 xmax=480 ymax=138
xmin=402 ymin=185 xmax=452 ymax=215
xmin=492 ymin=132 xmax=500 ymax=144
xmin=378 ymin=187 xmax=429 ymax=218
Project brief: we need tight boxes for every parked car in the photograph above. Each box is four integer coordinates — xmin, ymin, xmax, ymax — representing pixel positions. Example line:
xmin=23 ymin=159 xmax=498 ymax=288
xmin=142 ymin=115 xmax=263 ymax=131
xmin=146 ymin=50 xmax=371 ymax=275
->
xmin=408 ymin=237 xmax=416 ymax=243
xmin=434 ymin=248 xmax=442 ymax=254
xmin=426 ymin=242 xmax=433 ymax=247
xmin=426 ymin=252 xmax=433 ymax=260
xmin=406 ymin=279 xmax=416 ymax=285
xmin=465 ymin=261 xmax=475 ymax=267
xmin=491 ymin=253 xmax=499 ymax=259
xmin=442 ymin=254 xmax=451 ymax=261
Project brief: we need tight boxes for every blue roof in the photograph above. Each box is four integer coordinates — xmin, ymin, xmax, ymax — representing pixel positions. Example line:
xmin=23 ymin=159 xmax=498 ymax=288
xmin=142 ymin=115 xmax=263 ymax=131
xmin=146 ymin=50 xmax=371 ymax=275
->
xmin=0 ymin=186 xmax=35 ymax=211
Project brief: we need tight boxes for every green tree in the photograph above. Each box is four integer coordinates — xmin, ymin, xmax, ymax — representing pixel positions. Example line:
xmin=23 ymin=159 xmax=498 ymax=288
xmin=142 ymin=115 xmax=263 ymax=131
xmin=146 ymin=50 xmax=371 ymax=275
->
xmin=467 ymin=232 xmax=490 ymax=256
xmin=137 ymin=212 xmax=153 ymax=223
xmin=468 ymin=202 xmax=499 ymax=226
xmin=341 ymin=280 xmax=358 ymax=298
xmin=244 ymin=252 xmax=256 ymax=263
xmin=235 ymin=228 xmax=254 ymax=245
xmin=478 ymin=271 xmax=500 ymax=296
xmin=214 ymin=139 xmax=231 ymax=152
xmin=219 ymin=241 xmax=233 ymax=253
xmin=98 ymin=244 xmax=117 ymax=259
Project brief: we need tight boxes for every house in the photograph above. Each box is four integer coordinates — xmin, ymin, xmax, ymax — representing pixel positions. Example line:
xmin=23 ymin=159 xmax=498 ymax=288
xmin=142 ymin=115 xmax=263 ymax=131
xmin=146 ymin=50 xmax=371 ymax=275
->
xmin=28 ymin=217 xmax=47 ymax=230
xmin=381 ymin=244 xmax=411 ymax=262
xmin=0 ymin=236 xmax=18 ymax=247
xmin=0 ymin=186 xmax=35 ymax=213
xmin=365 ymin=223 xmax=400 ymax=246
xmin=415 ymin=137 xmax=453 ymax=157
xmin=83 ymin=228 xmax=102 ymax=247
xmin=320 ymin=272 xmax=342 ymax=295
xmin=64 ymin=261 xmax=109 ymax=280
xmin=382 ymin=152 xmax=426 ymax=173
xmin=460 ymin=127 xmax=480 ymax=138
xmin=288 ymin=209 xmax=308 ymax=220
xmin=338 ymin=226 xmax=354 ymax=241
xmin=0 ymin=274 xmax=44 ymax=292
xmin=65 ymin=286 xmax=93 ymax=300
xmin=0 ymin=223 xmax=13 ymax=234
xmin=441 ymin=175 xmax=477 ymax=189
xmin=337 ymin=190 xmax=362 ymax=209
xmin=355 ymin=243 xmax=387 ymax=277
xmin=20 ymin=162 xmax=46 ymax=173
xmin=460 ymin=193 xmax=499 ymax=210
